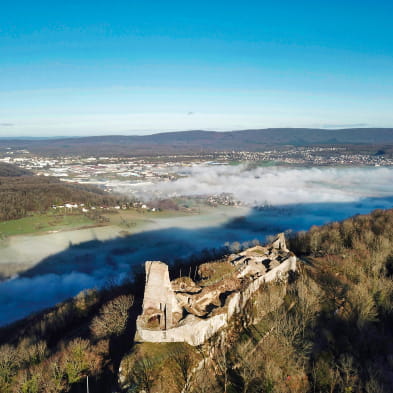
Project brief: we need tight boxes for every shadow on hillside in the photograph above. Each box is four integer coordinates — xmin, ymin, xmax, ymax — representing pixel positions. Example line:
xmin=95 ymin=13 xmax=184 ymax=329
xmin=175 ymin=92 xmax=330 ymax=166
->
xmin=1 ymin=195 xmax=393 ymax=327
xmin=308 ymin=299 xmax=393 ymax=391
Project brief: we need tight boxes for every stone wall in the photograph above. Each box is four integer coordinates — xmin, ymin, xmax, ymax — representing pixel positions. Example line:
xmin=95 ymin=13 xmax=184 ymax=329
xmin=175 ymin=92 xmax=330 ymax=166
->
xmin=136 ymin=313 xmax=228 ymax=346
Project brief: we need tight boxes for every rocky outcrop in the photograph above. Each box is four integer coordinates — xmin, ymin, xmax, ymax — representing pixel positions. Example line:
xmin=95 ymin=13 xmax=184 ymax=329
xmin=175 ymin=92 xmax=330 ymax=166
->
xmin=135 ymin=234 xmax=297 ymax=346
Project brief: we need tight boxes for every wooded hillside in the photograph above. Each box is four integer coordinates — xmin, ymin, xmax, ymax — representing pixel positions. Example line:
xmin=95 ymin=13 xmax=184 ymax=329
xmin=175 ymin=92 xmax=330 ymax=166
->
xmin=0 ymin=162 xmax=33 ymax=177
xmin=0 ymin=175 xmax=125 ymax=221
xmin=1 ymin=128 xmax=393 ymax=156
xmin=1 ymin=209 xmax=392 ymax=392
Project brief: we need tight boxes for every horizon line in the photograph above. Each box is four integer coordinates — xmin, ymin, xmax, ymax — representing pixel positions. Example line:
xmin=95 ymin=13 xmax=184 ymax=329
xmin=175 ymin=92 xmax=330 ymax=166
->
xmin=1 ymin=126 xmax=393 ymax=140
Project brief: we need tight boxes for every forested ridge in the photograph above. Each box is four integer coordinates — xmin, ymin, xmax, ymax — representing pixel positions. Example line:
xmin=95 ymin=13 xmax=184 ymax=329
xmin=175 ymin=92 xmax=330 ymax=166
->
xmin=284 ymin=209 xmax=393 ymax=392
xmin=1 ymin=128 xmax=393 ymax=156
xmin=0 ymin=209 xmax=393 ymax=392
xmin=0 ymin=162 xmax=33 ymax=177
xmin=120 ymin=210 xmax=393 ymax=392
xmin=0 ymin=175 xmax=125 ymax=221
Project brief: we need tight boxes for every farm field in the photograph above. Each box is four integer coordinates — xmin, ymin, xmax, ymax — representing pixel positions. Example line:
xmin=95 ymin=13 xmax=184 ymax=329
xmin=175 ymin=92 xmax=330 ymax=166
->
xmin=0 ymin=207 xmax=198 ymax=239
xmin=0 ymin=213 xmax=95 ymax=237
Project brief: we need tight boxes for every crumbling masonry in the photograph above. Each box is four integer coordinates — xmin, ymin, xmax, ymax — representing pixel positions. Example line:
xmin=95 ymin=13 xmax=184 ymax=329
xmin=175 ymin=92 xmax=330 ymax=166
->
xmin=135 ymin=233 xmax=297 ymax=346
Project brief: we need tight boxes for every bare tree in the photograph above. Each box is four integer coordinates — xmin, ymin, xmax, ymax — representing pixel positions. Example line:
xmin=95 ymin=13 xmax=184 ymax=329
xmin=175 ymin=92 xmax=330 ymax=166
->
xmin=338 ymin=354 xmax=356 ymax=392
xmin=132 ymin=358 xmax=154 ymax=393
xmin=90 ymin=294 xmax=134 ymax=339
xmin=215 ymin=333 xmax=229 ymax=393
xmin=234 ymin=340 xmax=261 ymax=393
xmin=171 ymin=347 xmax=194 ymax=392
xmin=0 ymin=344 xmax=19 ymax=389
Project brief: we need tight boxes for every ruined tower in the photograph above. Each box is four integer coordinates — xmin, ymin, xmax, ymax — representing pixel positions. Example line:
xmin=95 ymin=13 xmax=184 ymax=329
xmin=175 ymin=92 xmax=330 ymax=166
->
xmin=141 ymin=261 xmax=183 ymax=329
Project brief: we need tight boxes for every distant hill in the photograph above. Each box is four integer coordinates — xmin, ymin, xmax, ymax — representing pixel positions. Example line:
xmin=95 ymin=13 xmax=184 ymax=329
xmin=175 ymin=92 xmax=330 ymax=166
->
xmin=1 ymin=128 xmax=393 ymax=156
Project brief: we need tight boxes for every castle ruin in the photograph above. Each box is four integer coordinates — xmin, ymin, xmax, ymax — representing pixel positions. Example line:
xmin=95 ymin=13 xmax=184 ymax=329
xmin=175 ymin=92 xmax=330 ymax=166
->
xmin=135 ymin=233 xmax=297 ymax=346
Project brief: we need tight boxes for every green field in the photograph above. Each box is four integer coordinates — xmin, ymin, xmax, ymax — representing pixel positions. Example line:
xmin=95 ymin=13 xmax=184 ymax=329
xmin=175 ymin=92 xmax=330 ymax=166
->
xmin=0 ymin=214 xmax=95 ymax=237
xmin=0 ymin=207 xmax=198 ymax=238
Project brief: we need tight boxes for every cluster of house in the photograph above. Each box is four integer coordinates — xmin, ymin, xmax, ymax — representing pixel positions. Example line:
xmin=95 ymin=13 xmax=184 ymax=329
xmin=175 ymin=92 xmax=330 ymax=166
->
xmin=51 ymin=203 xmax=122 ymax=213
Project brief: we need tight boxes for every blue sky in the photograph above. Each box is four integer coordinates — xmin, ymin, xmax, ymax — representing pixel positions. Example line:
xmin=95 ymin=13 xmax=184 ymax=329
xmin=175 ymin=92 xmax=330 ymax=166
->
xmin=1 ymin=0 xmax=393 ymax=136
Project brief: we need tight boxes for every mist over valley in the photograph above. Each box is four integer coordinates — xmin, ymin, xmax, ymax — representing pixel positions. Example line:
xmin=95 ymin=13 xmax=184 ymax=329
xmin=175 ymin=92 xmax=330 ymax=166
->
xmin=1 ymin=165 xmax=393 ymax=326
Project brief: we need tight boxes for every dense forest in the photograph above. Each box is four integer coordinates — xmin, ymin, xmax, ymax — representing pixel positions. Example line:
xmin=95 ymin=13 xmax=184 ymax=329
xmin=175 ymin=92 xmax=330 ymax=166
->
xmin=0 ymin=173 xmax=126 ymax=221
xmin=1 ymin=209 xmax=393 ymax=392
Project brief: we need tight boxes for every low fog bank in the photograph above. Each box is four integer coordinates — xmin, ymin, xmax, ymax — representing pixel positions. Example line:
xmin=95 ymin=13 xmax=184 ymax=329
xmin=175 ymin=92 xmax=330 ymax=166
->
xmin=2 ymin=166 xmax=393 ymax=326
xmin=129 ymin=165 xmax=393 ymax=206
xmin=0 ymin=226 xmax=127 ymax=272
